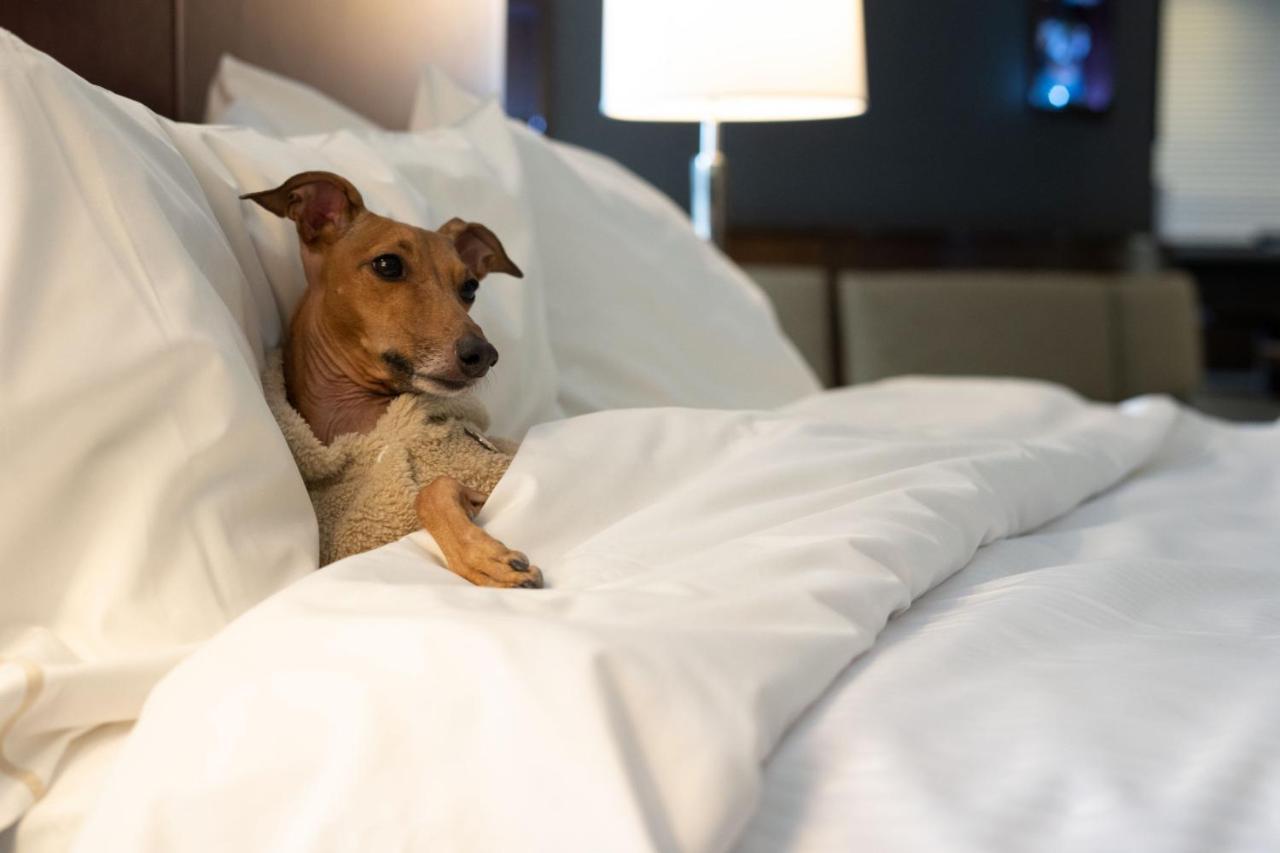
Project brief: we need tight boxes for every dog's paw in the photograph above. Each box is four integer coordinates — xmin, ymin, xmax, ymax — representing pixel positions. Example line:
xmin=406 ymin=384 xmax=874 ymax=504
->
xmin=459 ymin=542 xmax=544 ymax=589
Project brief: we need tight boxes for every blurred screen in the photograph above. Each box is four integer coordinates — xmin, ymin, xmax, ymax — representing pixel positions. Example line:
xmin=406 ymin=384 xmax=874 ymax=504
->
xmin=1029 ymin=0 xmax=1114 ymax=112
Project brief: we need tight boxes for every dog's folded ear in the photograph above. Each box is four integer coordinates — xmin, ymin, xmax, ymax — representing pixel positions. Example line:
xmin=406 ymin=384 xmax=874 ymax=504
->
xmin=240 ymin=171 xmax=365 ymax=245
xmin=439 ymin=218 xmax=524 ymax=280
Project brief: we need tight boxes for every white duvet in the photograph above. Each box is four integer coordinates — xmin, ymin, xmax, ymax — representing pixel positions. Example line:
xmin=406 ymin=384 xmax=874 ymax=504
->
xmin=66 ymin=379 xmax=1180 ymax=852
xmin=740 ymin=403 xmax=1280 ymax=853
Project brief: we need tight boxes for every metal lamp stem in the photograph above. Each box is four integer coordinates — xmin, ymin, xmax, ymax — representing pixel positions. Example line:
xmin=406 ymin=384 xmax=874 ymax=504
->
xmin=691 ymin=119 xmax=727 ymax=247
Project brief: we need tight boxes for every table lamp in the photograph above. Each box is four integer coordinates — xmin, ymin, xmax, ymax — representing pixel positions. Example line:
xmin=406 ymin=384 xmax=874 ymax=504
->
xmin=600 ymin=0 xmax=868 ymax=246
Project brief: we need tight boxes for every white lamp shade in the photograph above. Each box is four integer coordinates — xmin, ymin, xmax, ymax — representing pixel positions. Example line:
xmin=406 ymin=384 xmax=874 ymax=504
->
xmin=601 ymin=0 xmax=868 ymax=123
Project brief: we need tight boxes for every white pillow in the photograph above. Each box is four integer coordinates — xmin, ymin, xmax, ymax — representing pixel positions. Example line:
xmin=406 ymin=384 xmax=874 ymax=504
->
xmin=170 ymin=103 xmax=563 ymax=440
xmin=408 ymin=64 xmax=490 ymax=129
xmin=408 ymin=69 xmax=822 ymax=414
xmin=501 ymin=129 xmax=822 ymax=413
xmin=0 ymin=31 xmax=316 ymax=828
xmin=205 ymin=53 xmax=379 ymax=136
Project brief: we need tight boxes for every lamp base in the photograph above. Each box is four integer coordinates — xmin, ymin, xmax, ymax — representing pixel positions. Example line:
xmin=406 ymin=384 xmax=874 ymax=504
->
xmin=691 ymin=120 xmax=727 ymax=247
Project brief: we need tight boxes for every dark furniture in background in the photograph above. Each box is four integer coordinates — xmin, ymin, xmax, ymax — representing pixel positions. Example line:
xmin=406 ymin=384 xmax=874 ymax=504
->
xmin=1169 ymin=247 xmax=1280 ymax=394
xmin=728 ymin=228 xmax=1137 ymax=386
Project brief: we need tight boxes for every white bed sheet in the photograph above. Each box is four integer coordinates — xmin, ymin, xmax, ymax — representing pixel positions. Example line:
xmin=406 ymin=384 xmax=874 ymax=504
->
xmin=738 ymin=408 xmax=1280 ymax=852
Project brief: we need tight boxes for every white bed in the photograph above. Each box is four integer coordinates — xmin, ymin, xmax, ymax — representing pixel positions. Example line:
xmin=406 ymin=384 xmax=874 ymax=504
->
xmin=2 ymin=35 xmax=1279 ymax=853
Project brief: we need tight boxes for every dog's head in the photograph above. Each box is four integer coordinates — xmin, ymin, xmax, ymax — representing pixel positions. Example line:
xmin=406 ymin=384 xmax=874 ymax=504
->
xmin=243 ymin=171 xmax=521 ymax=396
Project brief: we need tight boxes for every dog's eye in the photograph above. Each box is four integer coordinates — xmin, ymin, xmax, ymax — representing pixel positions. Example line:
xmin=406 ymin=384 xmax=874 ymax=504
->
xmin=371 ymin=254 xmax=404 ymax=281
xmin=460 ymin=278 xmax=479 ymax=304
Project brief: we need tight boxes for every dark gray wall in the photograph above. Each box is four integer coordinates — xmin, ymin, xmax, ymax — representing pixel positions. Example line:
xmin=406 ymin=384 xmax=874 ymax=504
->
xmin=546 ymin=0 xmax=1159 ymax=233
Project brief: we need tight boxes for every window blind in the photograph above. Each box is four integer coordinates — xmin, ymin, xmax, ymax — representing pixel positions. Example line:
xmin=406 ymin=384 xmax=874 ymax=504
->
xmin=1156 ymin=0 xmax=1280 ymax=247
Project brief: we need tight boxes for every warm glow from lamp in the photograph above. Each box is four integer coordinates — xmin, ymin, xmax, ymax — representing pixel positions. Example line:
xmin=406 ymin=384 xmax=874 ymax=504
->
xmin=600 ymin=0 xmax=868 ymax=245
xmin=600 ymin=0 xmax=868 ymax=123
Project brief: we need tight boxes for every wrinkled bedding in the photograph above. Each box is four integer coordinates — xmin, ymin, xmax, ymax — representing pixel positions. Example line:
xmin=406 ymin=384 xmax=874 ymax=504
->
xmin=739 ymin=405 xmax=1280 ymax=853
xmin=65 ymin=378 xmax=1180 ymax=852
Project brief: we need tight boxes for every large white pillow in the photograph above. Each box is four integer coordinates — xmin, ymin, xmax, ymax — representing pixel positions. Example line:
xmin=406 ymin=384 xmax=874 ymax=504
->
xmin=408 ymin=70 xmax=822 ymax=414
xmin=169 ymin=103 xmax=563 ymax=439
xmin=0 ymin=31 xmax=316 ymax=830
xmin=205 ymin=53 xmax=380 ymax=136
xmin=498 ymin=129 xmax=821 ymax=413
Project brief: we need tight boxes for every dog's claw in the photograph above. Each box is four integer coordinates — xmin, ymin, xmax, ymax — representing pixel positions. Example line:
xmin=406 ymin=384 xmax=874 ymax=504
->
xmin=516 ymin=564 xmax=545 ymax=589
xmin=449 ymin=537 xmax=541 ymax=589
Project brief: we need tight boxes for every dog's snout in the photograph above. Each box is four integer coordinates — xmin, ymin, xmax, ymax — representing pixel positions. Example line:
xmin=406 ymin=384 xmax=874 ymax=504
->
xmin=456 ymin=335 xmax=499 ymax=378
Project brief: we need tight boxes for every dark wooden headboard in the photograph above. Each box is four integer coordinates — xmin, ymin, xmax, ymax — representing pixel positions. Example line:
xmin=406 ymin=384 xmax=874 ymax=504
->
xmin=3 ymin=0 xmax=181 ymax=116
xmin=1 ymin=0 xmax=546 ymax=127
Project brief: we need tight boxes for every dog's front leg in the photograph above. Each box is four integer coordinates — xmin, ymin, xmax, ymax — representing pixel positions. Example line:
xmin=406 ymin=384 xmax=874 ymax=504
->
xmin=416 ymin=476 xmax=543 ymax=588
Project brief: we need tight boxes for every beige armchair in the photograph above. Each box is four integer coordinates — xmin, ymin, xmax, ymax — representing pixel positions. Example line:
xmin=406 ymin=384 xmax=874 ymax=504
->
xmin=747 ymin=267 xmax=1202 ymax=402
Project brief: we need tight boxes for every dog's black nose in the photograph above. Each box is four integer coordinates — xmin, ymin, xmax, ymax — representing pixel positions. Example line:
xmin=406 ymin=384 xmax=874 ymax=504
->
xmin=456 ymin=334 xmax=499 ymax=378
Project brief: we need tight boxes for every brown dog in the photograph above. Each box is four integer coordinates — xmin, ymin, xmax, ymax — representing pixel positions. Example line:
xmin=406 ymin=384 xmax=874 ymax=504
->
xmin=243 ymin=171 xmax=541 ymax=588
